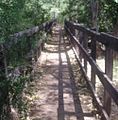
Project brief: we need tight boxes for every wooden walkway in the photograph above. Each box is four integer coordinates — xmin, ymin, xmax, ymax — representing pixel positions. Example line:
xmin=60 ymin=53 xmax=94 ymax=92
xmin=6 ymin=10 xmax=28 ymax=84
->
xmin=0 ymin=19 xmax=117 ymax=120
xmin=29 ymin=25 xmax=96 ymax=120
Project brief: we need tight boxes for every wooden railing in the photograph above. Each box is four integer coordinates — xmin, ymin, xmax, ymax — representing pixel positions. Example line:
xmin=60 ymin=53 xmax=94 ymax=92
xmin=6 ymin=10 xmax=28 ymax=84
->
xmin=4 ymin=20 xmax=55 ymax=49
xmin=65 ymin=20 xmax=118 ymax=120
xmin=0 ymin=19 xmax=55 ymax=77
xmin=0 ymin=19 xmax=55 ymax=118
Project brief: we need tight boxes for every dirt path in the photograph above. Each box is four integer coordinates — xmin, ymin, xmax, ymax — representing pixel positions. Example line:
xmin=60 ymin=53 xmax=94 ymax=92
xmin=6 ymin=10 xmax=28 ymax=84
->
xmin=29 ymin=25 xmax=96 ymax=120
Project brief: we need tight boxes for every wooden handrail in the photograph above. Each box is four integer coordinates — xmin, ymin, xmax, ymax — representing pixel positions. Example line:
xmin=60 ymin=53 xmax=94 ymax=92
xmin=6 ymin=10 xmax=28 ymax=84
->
xmin=65 ymin=21 xmax=118 ymax=51
xmin=65 ymin=20 xmax=118 ymax=120
xmin=0 ymin=19 xmax=56 ymax=76
xmin=4 ymin=19 xmax=56 ymax=49
xmin=0 ymin=19 xmax=56 ymax=118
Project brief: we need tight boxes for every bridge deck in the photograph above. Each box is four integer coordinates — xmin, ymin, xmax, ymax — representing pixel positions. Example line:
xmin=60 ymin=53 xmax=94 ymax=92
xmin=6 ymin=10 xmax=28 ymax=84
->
xmin=29 ymin=25 xmax=96 ymax=120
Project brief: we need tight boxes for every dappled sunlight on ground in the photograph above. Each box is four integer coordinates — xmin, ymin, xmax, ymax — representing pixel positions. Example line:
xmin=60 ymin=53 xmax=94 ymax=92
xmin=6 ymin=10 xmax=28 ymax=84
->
xmin=25 ymin=24 xmax=118 ymax=120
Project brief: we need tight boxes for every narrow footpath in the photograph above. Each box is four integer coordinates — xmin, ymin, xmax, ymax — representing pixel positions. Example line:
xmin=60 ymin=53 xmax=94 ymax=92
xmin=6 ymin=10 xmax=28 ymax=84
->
xmin=29 ymin=25 xmax=96 ymax=120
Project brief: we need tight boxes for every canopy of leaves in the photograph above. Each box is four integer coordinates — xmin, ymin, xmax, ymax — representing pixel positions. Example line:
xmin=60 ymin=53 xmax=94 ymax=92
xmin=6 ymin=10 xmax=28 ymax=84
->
xmin=98 ymin=0 xmax=118 ymax=31
xmin=62 ymin=0 xmax=118 ymax=32
xmin=0 ymin=0 xmax=56 ymax=43
xmin=0 ymin=0 xmax=118 ymax=40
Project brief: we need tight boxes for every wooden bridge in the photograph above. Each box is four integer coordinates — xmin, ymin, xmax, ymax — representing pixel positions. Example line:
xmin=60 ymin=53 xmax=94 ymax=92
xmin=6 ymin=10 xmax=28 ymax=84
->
xmin=0 ymin=19 xmax=118 ymax=120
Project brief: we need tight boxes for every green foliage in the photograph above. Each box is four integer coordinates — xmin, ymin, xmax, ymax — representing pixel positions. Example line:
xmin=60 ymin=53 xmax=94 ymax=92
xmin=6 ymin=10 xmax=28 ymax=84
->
xmin=0 ymin=0 xmax=51 ymax=119
xmin=98 ymin=0 xmax=118 ymax=31
xmin=62 ymin=0 xmax=91 ymax=26
xmin=10 ymin=76 xmax=29 ymax=119
xmin=63 ymin=0 xmax=118 ymax=31
xmin=0 ymin=0 xmax=25 ymax=42
xmin=0 ymin=0 xmax=50 ymax=43
xmin=23 ymin=0 xmax=49 ymax=26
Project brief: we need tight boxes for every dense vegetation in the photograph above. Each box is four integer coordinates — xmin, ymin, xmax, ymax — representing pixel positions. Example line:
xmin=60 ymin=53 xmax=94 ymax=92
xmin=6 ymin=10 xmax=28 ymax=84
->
xmin=63 ymin=0 xmax=118 ymax=32
xmin=0 ymin=0 xmax=52 ymax=119
xmin=0 ymin=0 xmax=118 ymax=42
xmin=0 ymin=0 xmax=118 ymax=119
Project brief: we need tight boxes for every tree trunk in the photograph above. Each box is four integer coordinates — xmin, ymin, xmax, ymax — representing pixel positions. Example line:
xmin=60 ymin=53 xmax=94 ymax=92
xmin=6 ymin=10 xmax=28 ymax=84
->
xmin=91 ymin=0 xmax=99 ymax=31
xmin=112 ymin=20 xmax=118 ymax=37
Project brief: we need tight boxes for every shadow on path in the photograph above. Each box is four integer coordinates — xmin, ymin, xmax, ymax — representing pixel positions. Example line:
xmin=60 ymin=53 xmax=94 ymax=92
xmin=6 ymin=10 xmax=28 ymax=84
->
xmin=29 ymin=24 xmax=95 ymax=120
xmin=57 ymin=28 xmax=84 ymax=120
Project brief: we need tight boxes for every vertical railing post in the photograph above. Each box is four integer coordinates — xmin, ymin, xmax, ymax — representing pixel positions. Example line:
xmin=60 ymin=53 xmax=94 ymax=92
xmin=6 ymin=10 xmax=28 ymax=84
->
xmin=70 ymin=23 xmax=76 ymax=48
xmin=70 ymin=23 xmax=75 ymax=36
xmin=75 ymin=29 xmax=79 ymax=54
xmin=48 ymin=21 xmax=53 ymax=35
xmin=104 ymin=46 xmax=113 ymax=117
xmin=91 ymin=36 xmax=96 ymax=89
xmin=79 ymin=32 xmax=84 ymax=62
xmin=36 ymin=47 xmax=38 ymax=61
xmin=83 ymin=33 xmax=88 ymax=73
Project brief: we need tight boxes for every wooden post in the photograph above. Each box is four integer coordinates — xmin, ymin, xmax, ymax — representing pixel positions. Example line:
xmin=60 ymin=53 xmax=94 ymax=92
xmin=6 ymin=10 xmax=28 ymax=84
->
xmin=75 ymin=29 xmax=79 ymax=54
xmin=91 ymin=37 xmax=96 ymax=89
xmin=104 ymin=46 xmax=113 ymax=117
xmin=70 ymin=25 xmax=75 ymax=36
xmin=79 ymin=32 xmax=84 ymax=62
xmin=45 ymin=22 xmax=48 ymax=32
xmin=36 ymin=47 xmax=38 ymax=61
xmin=70 ymin=25 xmax=76 ymax=49
xmin=37 ymin=41 xmax=42 ymax=58
xmin=83 ymin=33 xmax=88 ymax=73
